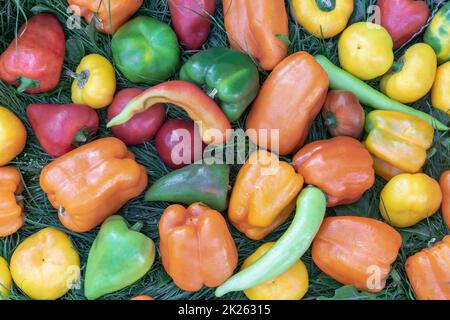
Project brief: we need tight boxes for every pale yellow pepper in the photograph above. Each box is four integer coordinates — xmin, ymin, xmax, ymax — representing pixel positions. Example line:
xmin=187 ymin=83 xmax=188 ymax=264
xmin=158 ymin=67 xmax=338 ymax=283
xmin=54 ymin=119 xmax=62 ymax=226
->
xmin=431 ymin=62 xmax=450 ymax=114
xmin=381 ymin=43 xmax=437 ymax=104
xmin=242 ymin=242 xmax=309 ymax=300
xmin=338 ymin=22 xmax=394 ymax=80
xmin=10 ymin=227 xmax=80 ymax=300
xmin=0 ymin=256 xmax=11 ymax=299
xmin=292 ymin=0 xmax=354 ymax=39
xmin=70 ymin=54 xmax=116 ymax=109
xmin=380 ymin=173 xmax=442 ymax=228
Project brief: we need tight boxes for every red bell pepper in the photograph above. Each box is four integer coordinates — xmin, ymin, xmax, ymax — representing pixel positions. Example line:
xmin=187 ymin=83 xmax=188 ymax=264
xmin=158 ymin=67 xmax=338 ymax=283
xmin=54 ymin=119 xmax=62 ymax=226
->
xmin=169 ymin=0 xmax=216 ymax=50
xmin=107 ymin=81 xmax=232 ymax=145
xmin=0 ymin=14 xmax=65 ymax=93
xmin=107 ymin=88 xmax=166 ymax=145
xmin=27 ymin=104 xmax=99 ymax=157
xmin=378 ymin=0 xmax=430 ymax=49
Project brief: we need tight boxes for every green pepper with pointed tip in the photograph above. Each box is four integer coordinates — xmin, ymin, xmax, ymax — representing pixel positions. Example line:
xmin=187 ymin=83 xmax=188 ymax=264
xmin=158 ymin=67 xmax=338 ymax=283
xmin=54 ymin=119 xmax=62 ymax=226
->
xmin=180 ymin=48 xmax=260 ymax=122
xmin=84 ymin=215 xmax=155 ymax=300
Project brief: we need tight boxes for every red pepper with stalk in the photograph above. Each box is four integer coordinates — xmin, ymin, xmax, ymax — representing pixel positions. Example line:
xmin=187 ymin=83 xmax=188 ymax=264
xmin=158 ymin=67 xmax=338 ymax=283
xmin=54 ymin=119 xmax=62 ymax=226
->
xmin=0 ymin=14 xmax=65 ymax=93
xmin=27 ymin=104 xmax=99 ymax=158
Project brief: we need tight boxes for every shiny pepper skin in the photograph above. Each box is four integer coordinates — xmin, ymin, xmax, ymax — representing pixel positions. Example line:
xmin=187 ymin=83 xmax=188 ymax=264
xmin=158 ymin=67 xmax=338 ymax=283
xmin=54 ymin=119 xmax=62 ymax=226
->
xmin=293 ymin=136 xmax=375 ymax=207
xmin=312 ymin=216 xmax=402 ymax=292
xmin=70 ymin=54 xmax=116 ymax=109
xmin=405 ymin=236 xmax=450 ymax=300
xmin=0 ymin=167 xmax=24 ymax=237
xmin=39 ymin=137 xmax=148 ymax=233
xmin=0 ymin=106 xmax=27 ymax=166
xmin=159 ymin=203 xmax=238 ymax=292
xmin=68 ymin=0 xmax=143 ymax=34
xmin=439 ymin=171 xmax=450 ymax=228
xmin=10 ymin=227 xmax=81 ymax=300
xmin=229 ymin=150 xmax=304 ymax=240
xmin=0 ymin=14 xmax=65 ymax=93
xmin=380 ymin=173 xmax=442 ymax=228
xmin=380 ymin=43 xmax=437 ymax=104
xmin=432 ymin=62 xmax=450 ymax=114
xmin=222 ymin=0 xmax=289 ymax=71
xmin=0 ymin=256 xmax=11 ymax=299
xmin=364 ymin=110 xmax=434 ymax=175
xmin=424 ymin=2 xmax=450 ymax=64
xmin=292 ymin=0 xmax=354 ymax=39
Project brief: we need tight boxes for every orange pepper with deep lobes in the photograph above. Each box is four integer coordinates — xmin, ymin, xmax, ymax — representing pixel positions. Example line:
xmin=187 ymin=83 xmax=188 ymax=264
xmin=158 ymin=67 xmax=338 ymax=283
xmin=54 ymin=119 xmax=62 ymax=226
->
xmin=246 ymin=52 xmax=329 ymax=155
xmin=159 ymin=203 xmax=238 ymax=292
xmin=40 ymin=137 xmax=148 ymax=233
xmin=229 ymin=150 xmax=304 ymax=240
xmin=0 ymin=167 xmax=24 ymax=237
xmin=293 ymin=136 xmax=375 ymax=207
xmin=223 ymin=0 xmax=289 ymax=71
xmin=68 ymin=0 xmax=143 ymax=34
xmin=406 ymin=235 xmax=450 ymax=300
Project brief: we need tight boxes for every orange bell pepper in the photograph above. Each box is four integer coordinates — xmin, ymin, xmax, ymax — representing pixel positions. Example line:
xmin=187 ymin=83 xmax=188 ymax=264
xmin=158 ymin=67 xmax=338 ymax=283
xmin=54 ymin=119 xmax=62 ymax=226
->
xmin=222 ymin=0 xmax=288 ymax=71
xmin=68 ymin=0 xmax=143 ymax=34
xmin=312 ymin=216 xmax=402 ymax=292
xmin=246 ymin=52 xmax=328 ymax=155
xmin=405 ymin=235 xmax=450 ymax=300
xmin=0 ymin=167 xmax=24 ymax=237
xmin=228 ymin=150 xmax=304 ymax=240
xmin=293 ymin=136 xmax=374 ymax=207
xmin=159 ymin=203 xmax=238 ymax=292
xmin=40 ymin=137 xmax=148 ymax=233
xmin=439 ymin=171 xmax=450 ymax=229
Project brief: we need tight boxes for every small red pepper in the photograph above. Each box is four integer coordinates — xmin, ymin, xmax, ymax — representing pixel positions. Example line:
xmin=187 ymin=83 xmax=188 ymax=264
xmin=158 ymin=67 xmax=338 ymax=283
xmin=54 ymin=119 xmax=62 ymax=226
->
xmin=107 ymin=88 xmax=166 ymax=145
xmin=27 ymin=104 xmax=99 ymax=157
xmin=0 ymin=14 xmax=65 ymax=93
xmin=378 ymin=0 xmax=430 ymax=49
xmin=169 ymin=0 xmax=216 ymax=50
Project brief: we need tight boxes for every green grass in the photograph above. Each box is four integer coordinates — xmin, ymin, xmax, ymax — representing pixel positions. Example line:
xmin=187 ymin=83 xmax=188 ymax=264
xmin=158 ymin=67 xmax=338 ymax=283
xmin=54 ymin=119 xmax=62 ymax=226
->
xmin=0 ymin=0 xmax=449 ymax=300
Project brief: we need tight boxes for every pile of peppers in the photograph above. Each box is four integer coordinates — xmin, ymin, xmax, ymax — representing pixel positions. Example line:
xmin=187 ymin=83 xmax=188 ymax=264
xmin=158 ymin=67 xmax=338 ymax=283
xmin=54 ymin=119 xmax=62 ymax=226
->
xmin=0 ymin=0 xmax=449 ymax=302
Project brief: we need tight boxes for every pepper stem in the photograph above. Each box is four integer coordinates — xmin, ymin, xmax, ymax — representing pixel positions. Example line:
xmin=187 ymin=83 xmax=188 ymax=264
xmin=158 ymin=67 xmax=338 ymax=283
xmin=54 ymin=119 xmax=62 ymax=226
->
xmin=130 ymin=221 xmax=144 ymax=232
xmin=72 ymin=128 xmax=91 ymax=147
xmin=316 ymin=0 xmax=336 ymax=11
xmin=17 ymin=76 xmax=40 ymax=93
xmin=66 ymin=70 xmax=90 ymax=89
xmin=324 ymin=111 xmax=338 ymax=128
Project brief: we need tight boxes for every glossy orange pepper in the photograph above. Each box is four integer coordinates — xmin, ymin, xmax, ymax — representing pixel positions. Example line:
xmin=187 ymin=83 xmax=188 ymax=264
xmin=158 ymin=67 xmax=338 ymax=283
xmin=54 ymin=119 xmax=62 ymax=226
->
xmin=312 ymin=216 xmax=402 ymax=292
xmin=0 ymin=167 xmax=24 ymax=237
xmin=246 ymin=52 xmax=329 ymax=155
xmin=293 ymin=136 xmax=375 ymax=207
xmin=40 ymin=137 xmax=148 ymax=233
xmin=439 ymin=171 xmax=450 ymax=228
xmin=222 ymin=0 xmax=288 ymax=71
xmin=68 ymin=0 xmax=143 ymax=34
xmin=159 ymin=203 xmax=238 ymax=292
xmin=228 ymin=150 xmax=304 ymax=240
xmin=405 ymin=235 xmax=450 ymax=300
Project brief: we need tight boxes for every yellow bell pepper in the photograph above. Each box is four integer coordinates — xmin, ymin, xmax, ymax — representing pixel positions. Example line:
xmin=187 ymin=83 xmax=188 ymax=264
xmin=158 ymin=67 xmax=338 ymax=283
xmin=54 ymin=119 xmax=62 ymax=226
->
xmin=10 ymin=227 xmax=80 ymax=300
xmin=364 ymin=110 xmax=434 ymax=175
xmin=291 ymin=0 xmax=353 ymax=39
xmin=338 ymin=22 xmax=393 ymax=80
xmin=70 ymin=54 xmax=116 ymax=109
xmin=432 ymin=61 xmax=450 ymax=114
xmin=0 ymin=256 xmax=11 ymax=299
xmin=380 ymin=173 xmax=442 ymax=228
xmin=381 ymin=43 xmax=437 ymax=104
xmin=0 ymin=106 xmax=27 ymax=166
xmin=242 ymin=242 xmax=309 ymax=300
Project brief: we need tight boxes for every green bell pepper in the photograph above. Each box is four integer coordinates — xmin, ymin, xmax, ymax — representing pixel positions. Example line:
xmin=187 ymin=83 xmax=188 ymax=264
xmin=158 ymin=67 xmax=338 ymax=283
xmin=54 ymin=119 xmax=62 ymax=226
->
xmin=84 ymin=216 xmax=155 ymax=300
xmin=145 ymin=163 xmax=229 ymax=212
xmin=424 ymin=2 xmax=450 ymax=64
xmin=179 ymin=48 xmax=260 ymax=122
xmin=111 ymin=16 xmax=180 ymax=84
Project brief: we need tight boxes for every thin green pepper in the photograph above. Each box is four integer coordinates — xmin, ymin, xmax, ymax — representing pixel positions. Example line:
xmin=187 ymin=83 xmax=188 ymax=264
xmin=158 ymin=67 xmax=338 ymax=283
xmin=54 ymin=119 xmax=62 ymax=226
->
xmin=215 ymin=186 xmax=326 ymax=297
xmin=314 ymin=55 xmax=449 ymax=131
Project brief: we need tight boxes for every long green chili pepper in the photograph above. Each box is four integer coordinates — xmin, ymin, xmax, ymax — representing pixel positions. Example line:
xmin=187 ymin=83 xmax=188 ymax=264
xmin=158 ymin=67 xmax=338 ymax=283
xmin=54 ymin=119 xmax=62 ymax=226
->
xmin=215 ymin=186 xmax=326 ymax=297
xmin=314 ymin=55 xmax=449 ymax=131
